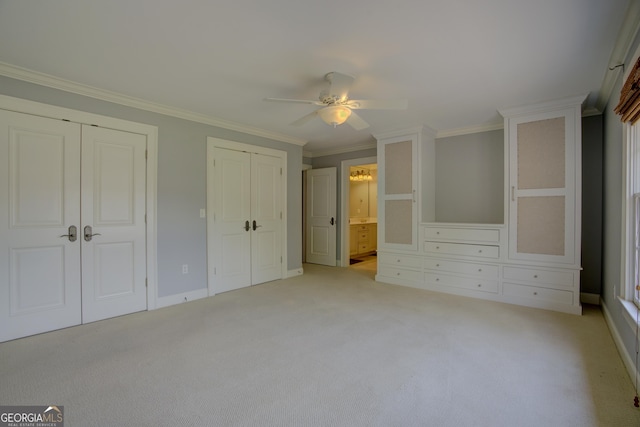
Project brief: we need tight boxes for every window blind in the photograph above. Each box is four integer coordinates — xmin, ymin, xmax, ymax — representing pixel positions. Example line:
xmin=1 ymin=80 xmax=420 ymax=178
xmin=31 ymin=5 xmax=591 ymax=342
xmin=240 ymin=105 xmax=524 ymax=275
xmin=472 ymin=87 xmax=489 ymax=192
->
xmin=615 ymin=57 xmax=640 ymax=124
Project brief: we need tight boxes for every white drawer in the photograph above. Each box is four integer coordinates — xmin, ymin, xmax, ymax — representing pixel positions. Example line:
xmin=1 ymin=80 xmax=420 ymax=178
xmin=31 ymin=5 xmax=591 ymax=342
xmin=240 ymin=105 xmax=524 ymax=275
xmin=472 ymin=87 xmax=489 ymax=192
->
xmin=378 ymin=266 xmax=423 ymax=282
xmin=424 ymin=241 xmax=499 ymax=259
xmin=503 ymin=282 xmax=574 ymax=304
xmin=503 ymin=266 xmax=575 ymax=287
xmin=424 ymin=227 xmax=500 ymax=243
xmin=378 ymin=253 xmax=422 ymax=269
xmin=425 ymin=272 xmax=498 ymax=293
xmin=424 ymin=259 xmax=499 ymax=278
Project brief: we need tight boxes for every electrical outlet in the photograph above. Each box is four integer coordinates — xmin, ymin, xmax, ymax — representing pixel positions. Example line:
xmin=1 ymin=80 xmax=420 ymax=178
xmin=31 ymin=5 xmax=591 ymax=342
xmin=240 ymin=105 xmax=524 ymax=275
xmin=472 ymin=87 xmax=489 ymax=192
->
xmin=182 ymin=264 xmax=188 ymax=274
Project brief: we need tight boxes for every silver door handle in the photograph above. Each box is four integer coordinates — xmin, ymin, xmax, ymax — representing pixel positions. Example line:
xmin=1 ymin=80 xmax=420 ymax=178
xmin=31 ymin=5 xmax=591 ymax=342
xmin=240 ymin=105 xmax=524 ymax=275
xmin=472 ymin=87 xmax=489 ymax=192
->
xmin=84 ymin=225 xmax=101 ymax=242
xmin=60 ymin=225 xmax=78 ymax=242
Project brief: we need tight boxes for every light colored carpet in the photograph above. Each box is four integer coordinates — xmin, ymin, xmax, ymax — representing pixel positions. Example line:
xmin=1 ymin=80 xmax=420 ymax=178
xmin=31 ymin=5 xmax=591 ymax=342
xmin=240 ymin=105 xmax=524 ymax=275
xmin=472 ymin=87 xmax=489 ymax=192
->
xmin=1 ymin=262 xmax=639 ymax=426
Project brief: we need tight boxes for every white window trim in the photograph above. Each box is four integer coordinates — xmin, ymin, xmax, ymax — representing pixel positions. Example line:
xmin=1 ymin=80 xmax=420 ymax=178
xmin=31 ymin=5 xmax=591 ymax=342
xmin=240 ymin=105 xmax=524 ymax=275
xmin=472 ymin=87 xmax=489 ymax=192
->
xmin=621 ymin=121 xmax=640 ymax=330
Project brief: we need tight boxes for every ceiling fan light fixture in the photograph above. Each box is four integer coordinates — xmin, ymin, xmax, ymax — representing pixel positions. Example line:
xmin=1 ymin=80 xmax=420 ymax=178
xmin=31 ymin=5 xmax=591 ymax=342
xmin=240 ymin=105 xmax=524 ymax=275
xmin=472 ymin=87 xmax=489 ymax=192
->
xmin=317 ymin=105 xmax=351 ymax=127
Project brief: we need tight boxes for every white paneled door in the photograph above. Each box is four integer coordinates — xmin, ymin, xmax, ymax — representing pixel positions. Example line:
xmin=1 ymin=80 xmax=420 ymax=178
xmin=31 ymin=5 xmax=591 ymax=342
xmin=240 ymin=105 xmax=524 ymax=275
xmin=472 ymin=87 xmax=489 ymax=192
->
xmin=0 ymin=110 xmax=82 ymax=341
xmin=306 ymin=167 xmax=337 ymax=266
xmin=250 ymin=153 xmax=283 ymax=284
xmin=0 ymin=110 xmax=147 ymax=342
xmin=212 ymin=147 xmax=282 ymax=293
xmin=80 ymin=125 xmax=147 ymax=323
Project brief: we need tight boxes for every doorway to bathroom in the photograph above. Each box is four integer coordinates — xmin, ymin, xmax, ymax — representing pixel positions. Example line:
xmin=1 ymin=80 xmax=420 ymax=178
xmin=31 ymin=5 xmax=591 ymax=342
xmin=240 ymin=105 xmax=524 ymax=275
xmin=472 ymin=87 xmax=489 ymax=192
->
xmin=340 ymin=156 xmax=377 ymax=269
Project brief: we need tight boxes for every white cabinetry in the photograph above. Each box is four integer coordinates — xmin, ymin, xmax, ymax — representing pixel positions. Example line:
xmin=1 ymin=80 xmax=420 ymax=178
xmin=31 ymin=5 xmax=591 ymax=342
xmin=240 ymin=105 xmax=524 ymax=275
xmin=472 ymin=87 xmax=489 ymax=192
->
xmin=502 ymin=96 xmax=583 ymax=267
xmin=422 ymin=224 xmax=503 ymax=297
xmin=375 ymin=126 xmax=436 ymax=252
xmin=374 ymin=96 xmax=584 ymax=314
xmin=350 ymin=223 xmax=377 ymax=255
xmin=377 ymin=252 xmax=423 ymax=286
xmin=375 ymin=127 xmax=435 ymax=285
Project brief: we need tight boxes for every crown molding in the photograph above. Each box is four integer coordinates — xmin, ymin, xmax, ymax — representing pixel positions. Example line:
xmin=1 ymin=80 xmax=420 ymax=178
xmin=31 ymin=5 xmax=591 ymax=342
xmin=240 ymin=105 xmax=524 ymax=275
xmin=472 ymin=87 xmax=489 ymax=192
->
xmin=435 ymin=122 xmax=503 ymax=138
xmin=0 ymin=62 xmax=307 ymax=146
xmin=372 ymin=125 xmax=437 ymax=141
xmin=594 ymin=0 xmax=640 ymax=113
xmin=499 ymin=94 xmax=588 ymax=118
xmin=304 ymin=141 xmax=377 ymax=158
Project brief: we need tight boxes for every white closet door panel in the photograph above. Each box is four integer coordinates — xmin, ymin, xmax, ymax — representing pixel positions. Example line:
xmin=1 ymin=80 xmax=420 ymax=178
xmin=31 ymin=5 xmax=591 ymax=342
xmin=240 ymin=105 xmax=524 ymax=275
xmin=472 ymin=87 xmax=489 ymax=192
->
xmin=81 ymin=125 xmax=147 ymax=323
xmin=214 ymin=148 xmax=252 ymax=292
xmin=251 ymin=154 xmax=282 ymax=284
xmin=0 ymin=110 xmax=81 ymax=342
xmin=305 ymin=167 xmax=337 ymax=266
xmin=508 ymin=108 xmax=577 ymax=265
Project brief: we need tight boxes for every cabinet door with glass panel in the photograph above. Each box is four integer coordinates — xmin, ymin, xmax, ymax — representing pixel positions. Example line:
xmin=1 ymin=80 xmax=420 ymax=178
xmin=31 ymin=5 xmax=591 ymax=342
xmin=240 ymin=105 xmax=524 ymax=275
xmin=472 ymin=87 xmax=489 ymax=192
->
xmin=503 ymin=98 xmax=583 ymax=266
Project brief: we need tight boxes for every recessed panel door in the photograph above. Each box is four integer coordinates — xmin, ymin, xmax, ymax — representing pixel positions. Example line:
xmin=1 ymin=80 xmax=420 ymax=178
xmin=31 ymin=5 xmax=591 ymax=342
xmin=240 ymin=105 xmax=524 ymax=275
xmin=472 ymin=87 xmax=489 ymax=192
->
xmin=306 ymin=167 xmax=337 ymax=266
xmin=251 ymin=154 xmax=282 ymax=284
xmin=213 ymin=147 xmax=252 ymax=293
xmin=80 ymin=125 xmax=147 ymax=323
xmin=0 ymin=110 xmax=82 ymax=342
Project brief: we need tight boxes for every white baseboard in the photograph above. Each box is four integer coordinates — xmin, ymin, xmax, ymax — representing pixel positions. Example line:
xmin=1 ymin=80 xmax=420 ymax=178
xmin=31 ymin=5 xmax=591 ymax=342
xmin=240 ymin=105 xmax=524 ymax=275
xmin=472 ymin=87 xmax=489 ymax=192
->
xmin=580 ymin=293 xmax=601 ymax=305
xmin=601 ymin=300 xmax=639 ymax=388
xmin=155 ymin=288 xmax=209 ymax=309
xmin=286 ymin=267 xmax=304 ymax=278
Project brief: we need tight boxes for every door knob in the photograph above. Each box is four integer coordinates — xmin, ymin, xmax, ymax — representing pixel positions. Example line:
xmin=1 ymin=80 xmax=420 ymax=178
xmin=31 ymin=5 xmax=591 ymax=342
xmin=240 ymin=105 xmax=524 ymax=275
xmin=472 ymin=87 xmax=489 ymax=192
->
xmin=252 ymin=220 xmax=262 ymax=231
xmin=84 ymin=225 xmax=102 ymax=242
xmin=330 ymin=217 xmax=335 ymax=225
xmin=244 ymin=220 xmax=250 ymax=231
xmin=59 ymin=225 xmax=78 ymax=242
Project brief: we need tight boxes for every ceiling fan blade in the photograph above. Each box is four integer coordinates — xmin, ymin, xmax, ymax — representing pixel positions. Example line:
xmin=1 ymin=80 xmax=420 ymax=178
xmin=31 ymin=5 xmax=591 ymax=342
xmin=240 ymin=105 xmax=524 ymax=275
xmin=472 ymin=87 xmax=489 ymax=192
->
xmin=290 ymin=111 xmax=318 ymax=127
xmin=346 ymin=110 xmax=369 ymax=131
xmin=346 ymin=99 xmax=408 ymax=110
xmin=326 ymin=72 xmax=354 ymax=102
xmin=264 ymin=97 xmax=323 ymax=105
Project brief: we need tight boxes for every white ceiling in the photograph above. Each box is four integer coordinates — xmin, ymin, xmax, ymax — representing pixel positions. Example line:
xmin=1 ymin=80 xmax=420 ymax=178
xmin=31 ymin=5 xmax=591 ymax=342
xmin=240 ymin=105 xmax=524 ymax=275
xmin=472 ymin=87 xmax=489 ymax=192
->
xmin=0 ymin=0 xmax=633 ymax=155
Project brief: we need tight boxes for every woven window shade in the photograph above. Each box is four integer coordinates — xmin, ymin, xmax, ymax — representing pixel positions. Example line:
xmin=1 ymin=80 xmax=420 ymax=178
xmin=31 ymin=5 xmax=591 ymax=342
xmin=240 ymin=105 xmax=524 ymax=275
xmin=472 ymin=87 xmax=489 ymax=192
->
xmin=615 ymin=57 xmax=640 ymax=124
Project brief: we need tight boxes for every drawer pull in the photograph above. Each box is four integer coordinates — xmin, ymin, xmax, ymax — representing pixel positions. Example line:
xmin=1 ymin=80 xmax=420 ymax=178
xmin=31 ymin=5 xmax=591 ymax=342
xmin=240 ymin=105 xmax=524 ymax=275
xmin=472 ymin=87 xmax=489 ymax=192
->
xmin=396 ymin=259 xmax=401 ymax=263
xmin=436 ymin=263 xmax=440 ymax=267
xmin=478 ymin=268 xmax=482 ymax=272
xmin=436 ymin=278 xmax=440 ymax=281
xmin=533 ymin=292 xmax=538 ymax=296
xmin=436 ymin=246 xmax=440 ymax=250
xmin=477 ymin=284 xmax=482 ymax=288
xmin=436 ymin=231 xmax=440 ymax=235
xmin=478 ymin=250 xmax=483 ymax=253
xmin=397 ymin=272 xmax=401 ymax=276
xmin=533 ymin=275 xmax=538 ymax=279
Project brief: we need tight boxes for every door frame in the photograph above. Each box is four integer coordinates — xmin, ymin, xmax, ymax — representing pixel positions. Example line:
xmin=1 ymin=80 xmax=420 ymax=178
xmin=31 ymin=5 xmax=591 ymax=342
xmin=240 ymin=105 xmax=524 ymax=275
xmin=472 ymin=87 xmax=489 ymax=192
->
xmin=340 ymin=156 xmax=377 ymax=267
xmin=206 ymin=137 xmax=288 ymax=295
xmin=0 ymin=94 xmax=159 ymax=309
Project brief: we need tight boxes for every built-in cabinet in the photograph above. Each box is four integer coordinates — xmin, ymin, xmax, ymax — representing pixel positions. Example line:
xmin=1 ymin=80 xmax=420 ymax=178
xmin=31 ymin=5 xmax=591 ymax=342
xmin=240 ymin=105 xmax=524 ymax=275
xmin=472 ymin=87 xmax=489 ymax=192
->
xmin=350 ymin=223 xmax=377 ymax=256
xmin=375 ymin=96 xmax=585 ymax=314
xmin=376 ymin=126 xmax=435 ymax=253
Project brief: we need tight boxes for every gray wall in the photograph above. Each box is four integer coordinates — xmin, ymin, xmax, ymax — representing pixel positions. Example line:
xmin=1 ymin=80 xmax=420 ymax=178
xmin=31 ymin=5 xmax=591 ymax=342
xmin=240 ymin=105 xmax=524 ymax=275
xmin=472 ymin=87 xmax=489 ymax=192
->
xmin=581 ymin=115 xmax=603 ymax=296
xmin=0 ymin=76 xmax=303 ymax=299
xmin=435 ymin=130 xmax=504 ymax=224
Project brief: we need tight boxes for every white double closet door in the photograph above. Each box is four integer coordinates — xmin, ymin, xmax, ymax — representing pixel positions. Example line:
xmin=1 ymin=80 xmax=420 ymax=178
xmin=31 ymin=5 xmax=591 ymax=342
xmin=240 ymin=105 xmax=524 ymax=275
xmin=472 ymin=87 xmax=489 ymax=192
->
xmin=0 ymin=110 xmax=147 ymax=342
xmin=212 ymin=147 xmax=282 ymax=293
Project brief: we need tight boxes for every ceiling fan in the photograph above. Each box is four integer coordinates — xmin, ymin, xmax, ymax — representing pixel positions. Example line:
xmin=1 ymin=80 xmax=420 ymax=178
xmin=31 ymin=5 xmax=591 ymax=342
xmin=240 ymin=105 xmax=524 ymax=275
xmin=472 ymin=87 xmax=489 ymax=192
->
xmin=264 ymin=72 xmax=408 ymax=130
